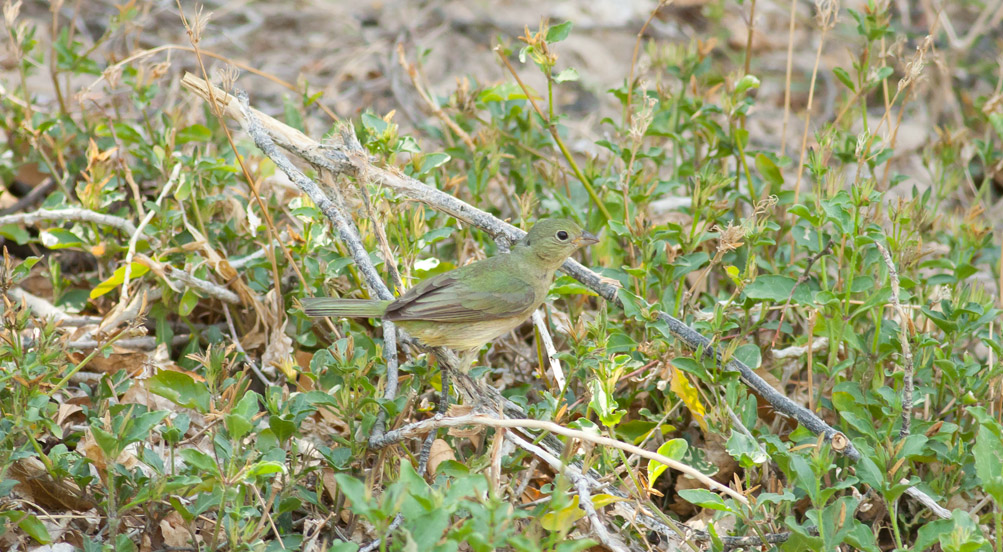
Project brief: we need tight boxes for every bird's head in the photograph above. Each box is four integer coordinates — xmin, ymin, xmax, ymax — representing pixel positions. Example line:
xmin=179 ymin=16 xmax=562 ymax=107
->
xmin=518 ymin=218 xmax=599 ymax=269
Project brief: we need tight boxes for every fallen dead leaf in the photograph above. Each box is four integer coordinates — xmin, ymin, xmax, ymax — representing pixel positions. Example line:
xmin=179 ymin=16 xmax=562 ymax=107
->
xmin=427 ymin=438 xmax=456 ymax=475
xmin=159 ymin=511 xmax=191 ymax=548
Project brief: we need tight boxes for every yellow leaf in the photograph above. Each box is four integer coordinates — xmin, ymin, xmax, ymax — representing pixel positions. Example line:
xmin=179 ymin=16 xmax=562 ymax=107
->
xmin=90 ymin=262 xmax=149 ymax=299
xmin=540 ymin=496 xmax=585 ymax=532
xmin=591 ymin=493 xmax=628 ymax=509
xmin=670 ymin=365 xmax=707 ymax=431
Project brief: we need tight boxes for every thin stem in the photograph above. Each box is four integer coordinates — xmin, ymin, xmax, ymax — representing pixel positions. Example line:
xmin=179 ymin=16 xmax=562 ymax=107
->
xmin=495 ymin=49 xmax=612 ymax=221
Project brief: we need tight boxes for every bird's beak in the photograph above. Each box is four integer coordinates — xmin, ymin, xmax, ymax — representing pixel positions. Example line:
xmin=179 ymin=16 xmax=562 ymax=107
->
xmin=575 ymin=231 xmax=599 ymax=247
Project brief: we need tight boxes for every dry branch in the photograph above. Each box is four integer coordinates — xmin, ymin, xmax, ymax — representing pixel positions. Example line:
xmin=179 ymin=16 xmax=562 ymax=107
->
xmin=179 ymin=72 xmax=953 ymax=543
xmin=0 ymin=208 xmax=138 ymax=235
xmin=365 ymin=412 xmax=747 ymax=505
xmin=179 ymin=72 xmax=860 ymax=461
xmin=876 ymin=242 xmax=915 ymax=439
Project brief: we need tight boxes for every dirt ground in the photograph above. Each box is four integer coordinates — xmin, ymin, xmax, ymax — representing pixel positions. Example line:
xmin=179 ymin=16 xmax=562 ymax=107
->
xmin=5 ymin=0 xmax=1000 ymax=202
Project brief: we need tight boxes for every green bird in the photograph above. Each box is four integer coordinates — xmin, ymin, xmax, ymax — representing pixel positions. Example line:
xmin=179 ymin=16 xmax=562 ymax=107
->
xmin=301 ymin=218 xmax=598 ymax=359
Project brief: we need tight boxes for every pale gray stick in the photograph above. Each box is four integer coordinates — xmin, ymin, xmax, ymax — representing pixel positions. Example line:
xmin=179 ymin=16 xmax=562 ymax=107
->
xmin=0 ymin=207 xmax=138 ymax=235
xmin=180 ymin=74 xmax=953 ymax=533
xmin=505 ymin=431 xmax=631 ymax=552
xmin=120 ymin=163 xmax=183 ymax=302
xmin=233 ymin=92 xmax=405 ymax=445
xmin=876 ymin=242 xmax=914 ymax=439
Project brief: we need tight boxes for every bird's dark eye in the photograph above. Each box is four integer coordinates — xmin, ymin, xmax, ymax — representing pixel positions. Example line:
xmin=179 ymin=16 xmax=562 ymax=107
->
xmin=556 ymin=230 xmax=569 ymax=241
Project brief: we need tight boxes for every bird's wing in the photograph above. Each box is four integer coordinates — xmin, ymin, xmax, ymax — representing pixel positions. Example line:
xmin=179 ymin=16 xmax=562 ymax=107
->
xmin=384 ymin=257 xmax=539 ymax=323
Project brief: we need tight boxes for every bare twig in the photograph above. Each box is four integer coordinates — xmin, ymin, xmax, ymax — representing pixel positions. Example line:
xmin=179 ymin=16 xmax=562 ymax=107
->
xmin=7 ymin=287 xmax=77 ymax=322
xmin=73 ymin=288 xmax=160 ymax=345
xmin=506 ymin=431 xmax=630 ymax=552
xmin=876 ymin=242 xmax=914 ymax=438
xmin=494 ymin=48 xmax=612 ymax=222
xmin=933 ymin=0 xmax=1003 ymax=52
xmin=624 ymin=0 xmax=670 ymax=127
xmin=396 ymin=44 xmax=476 ymax=151
xmin=62 ymin=334 xmax=192 ymax=351
xmin=181 ymin=72 xmax=857 ymax=459
xmin=136 ymin=254 xmax=241 ymax=305
xmin=904 ymin=484 xmax=951 ymax=519
xmin=512 ymin=456 xmax=540 ymax=501
xmin=773 ymin=337 xmax=829 ymax=359
xmin=233 ymin=90 xmax=403 ymax=443
xmin=365 ymin=413 xmax=747 ymax=505
xmin=235 ymin=92 xmax=390 ymax=303
xmin=223 ymin=304 xmax=273 ymax=388
xmin=781 ymin=0 xmax=798 ymax=155
xmin=121 ymin=162 xmax=182 ymax=304
xmin=532 ymin=309 xmax=565 ymax=391
xmin=180 ymin=73 xmax=957 ymax=523
xmin=81 ymin=43 xmax=340 ymax=121
xmin=792 ymin=0 xmax=838 ymax=209
xmin=0 ymin=208 xmax=138 ymax=235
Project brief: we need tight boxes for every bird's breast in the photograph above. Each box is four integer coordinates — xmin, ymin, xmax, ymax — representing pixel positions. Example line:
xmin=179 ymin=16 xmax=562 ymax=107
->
xmin=400 ymin=316 xmax=530 ymax=351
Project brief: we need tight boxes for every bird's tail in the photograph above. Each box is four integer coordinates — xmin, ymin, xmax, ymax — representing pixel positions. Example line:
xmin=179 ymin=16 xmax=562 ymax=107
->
xmin=301 ymin=298 xmax=391 ymax=318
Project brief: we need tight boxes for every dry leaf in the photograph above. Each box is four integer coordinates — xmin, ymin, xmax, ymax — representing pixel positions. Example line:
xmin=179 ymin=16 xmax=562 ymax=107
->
xmin=159 ymin=511 xmax=190 ymax=548
xmin=427 ymin=439 xmax=456 ymax=475
xmin=8 ymin=458 xmax=96 ymax=511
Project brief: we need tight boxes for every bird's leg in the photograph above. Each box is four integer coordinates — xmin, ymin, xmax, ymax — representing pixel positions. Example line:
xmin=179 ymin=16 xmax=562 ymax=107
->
xmin=437 ymin=358 xmax=451 ymax=413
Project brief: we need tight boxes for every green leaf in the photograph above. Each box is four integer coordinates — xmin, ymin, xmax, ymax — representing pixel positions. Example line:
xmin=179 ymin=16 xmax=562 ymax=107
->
xmin=734 ymin=74 xmax=760 ymax=95
xmin=148 ymin=370 xmax=211 ymax=413
xmin=328 ymin=541 xmax=360 ymax=552
xmin=176 ymin=124 xmax=211 ymax=144
xmin=90 ymin=262 xmax=150 ymax=299
xmin=39 ymin=228 xmax=86 ymax=249
xmin=541 ymin=495 xmax=586 ymax=531
xmin=973 ymin=417 xmax=1003 ymax=503
xmin=116 ymin=533 xmax=138 ymax=552
xmin=617 ymin=288 xmax=647 ymax=319
xmin=361 ymin=112 xmax=388 ymax=134
xmin=647 ymin=438 xmax=688 ymax=487
xmin=417 ymin=152 xmax=451 ymax=175
xmin=678 ymin=489 xmax=731 ymax=511
xmin=754 ymin=153 xmax=784 ymax=187
xmin=124 ymin=410 xmax=169 ymax=445
xmin=854 ymin=455 xmax=884 ymax=491
xmin=179 ymin=448 xmax=216 ymax=473
xmin=477 ymin=82 xmax=527 ymax=102
xmin=554 ymin=68 xmax=579 ymax=83
xmin=872 ymin=66 xmax=894 ymax=83
xmin=178 ymin=288 xmax=199 ymax=317
xmin=726 ymin=430 xmax=767 ymax=468
xmin=174 ymin=173 xmax=193 ymax=201
xmin=16 ymin=512 xmax=52 ymax=544
xmin=733 ymin=343 xmax=761 ymax=370
xmin=225 ymin=392 xmax=260 ymax=440
xmin=790 ymin=455 xmax=818 ymax=503
xmin=587 ymin=379 xmax=624 ymax=428
xmin=550 ymin=276 xmax=600 ymax=297
xmin=269 ymin=414 xmax=297 ymax=443
xmin=334 ymin=473 xmax=374 ymax=517
xmin=90 ymin=424 xmax=121 ymax=458
xmin=245 ymin=461 xmax=286 ymax=481
xmin=788 ymin=204 xmax=820 ymax=225
xmin=832 ymin=67 xmax=855 ymax=91
xmin=745 ymin=274 xmax=813 ymax=304
xmin=546 ymin=21 xmax=573 ymax=43
xmin=0 ymin=224 xmax=30 ymax=245
xmin=418 ymin=226 xmax=455 ymax=247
